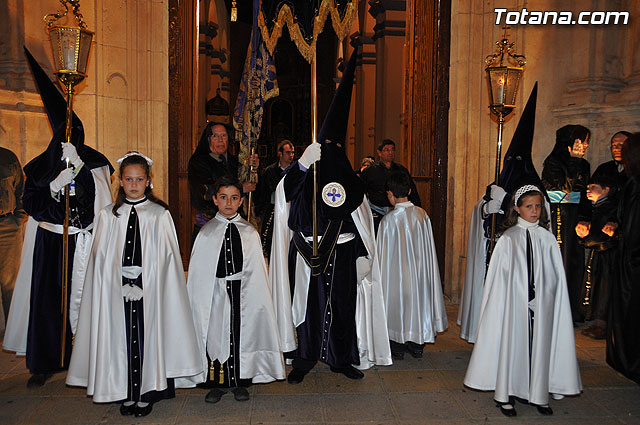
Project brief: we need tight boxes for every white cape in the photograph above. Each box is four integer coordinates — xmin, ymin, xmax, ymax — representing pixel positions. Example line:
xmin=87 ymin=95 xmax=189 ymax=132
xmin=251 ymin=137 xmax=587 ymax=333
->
xmin=464 ymin=219 xmax=582 ymax=405
xmin=187 ymin=213 xmax=285 ymax=384
xmin=269 ymin=180 xmax=392 ymax=369
xmin=457 ymin=199 xmax=487 ymax=343
xmin=377 ymin=202 xmax=447 ymax=344
xmin=66 ymin=200 xmax=203 ymax=402
xmin=3 ymin=165 xmax=112 ymax=354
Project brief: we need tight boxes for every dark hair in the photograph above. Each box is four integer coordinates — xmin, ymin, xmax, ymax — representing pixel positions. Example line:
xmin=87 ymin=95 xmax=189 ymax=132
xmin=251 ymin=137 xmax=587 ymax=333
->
xmin=501 ymin=187 xmax=549 ymax=232
xmin=611 ymin=131 xmax=632 ymax=144
xmin=277 ymin=139 xmax=294 ymax=152
xmin=622 ymin=132 xmax=640 ymax=177
xmin=377 ymin=139 xmax=396 ymax=151
xmin=112 ymin=154 xmax=169 ymax=216
xmin=212 ymin=175 xmax=244 ymax=197
xmin=588 ymin=174 xmax=613 ymax=190
xmin=385 ymin=172 xmax=411 ymax=198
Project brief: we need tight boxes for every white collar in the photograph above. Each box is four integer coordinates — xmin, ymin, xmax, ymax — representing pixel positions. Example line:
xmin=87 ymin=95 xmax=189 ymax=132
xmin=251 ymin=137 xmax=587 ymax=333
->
xmin=215 ymin=212 xmax=240 ymax=223
xmin=517 ymin=216 xmax=539 ymax=229
xmin=394 ymin=201 xmax=414 ymax=209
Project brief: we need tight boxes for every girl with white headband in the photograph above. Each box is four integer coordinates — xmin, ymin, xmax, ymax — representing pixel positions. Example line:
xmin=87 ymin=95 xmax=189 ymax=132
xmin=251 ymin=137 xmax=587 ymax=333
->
xmin=464 ymin=183 xmax=582 ymax=417
xmin=67 ymin=152 xmax=203 ymax=417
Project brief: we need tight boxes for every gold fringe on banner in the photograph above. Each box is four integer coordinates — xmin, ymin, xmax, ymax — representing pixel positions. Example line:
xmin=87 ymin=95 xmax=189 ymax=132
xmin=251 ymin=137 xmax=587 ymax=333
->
xmin=258 ymin=0 xmax=359 ymax=63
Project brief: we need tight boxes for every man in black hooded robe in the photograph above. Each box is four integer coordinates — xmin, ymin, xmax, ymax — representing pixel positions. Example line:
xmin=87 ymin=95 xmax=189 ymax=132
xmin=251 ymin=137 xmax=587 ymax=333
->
xmin=270 ymin=51 xmax=391 ymax=384
xmin=3 ymin=48 xmax=113 ymax=387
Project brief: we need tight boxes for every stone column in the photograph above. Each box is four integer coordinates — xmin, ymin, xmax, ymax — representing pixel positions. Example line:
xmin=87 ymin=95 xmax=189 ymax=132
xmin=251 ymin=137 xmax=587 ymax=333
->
xmin=369 ymin=0 xmax=406 ymax=157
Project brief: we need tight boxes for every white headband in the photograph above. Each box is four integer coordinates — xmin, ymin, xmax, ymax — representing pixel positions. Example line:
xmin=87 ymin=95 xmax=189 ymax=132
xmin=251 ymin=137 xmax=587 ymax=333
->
xmin=116 ymin=152 xmax=154 ymax=166
xmin=514 ymin=184 xmax=542 ymax=205
xmin=117 ymin=152 xmax=154 ymax=189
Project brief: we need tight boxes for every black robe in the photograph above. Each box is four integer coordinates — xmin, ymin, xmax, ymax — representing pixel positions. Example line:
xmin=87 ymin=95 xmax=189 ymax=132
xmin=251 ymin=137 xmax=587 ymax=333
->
xmin=607 ymin=175 xmax=640 ymax=384
xmin=578 ymin=198 xmax=618 ymax=322
xmin=542 ymin=152 xmax=590 ymax=322
xmin=284 ymin=163 xmax=366 ymax=369
xmin=23 ymin=164 xmax=95 ymax=374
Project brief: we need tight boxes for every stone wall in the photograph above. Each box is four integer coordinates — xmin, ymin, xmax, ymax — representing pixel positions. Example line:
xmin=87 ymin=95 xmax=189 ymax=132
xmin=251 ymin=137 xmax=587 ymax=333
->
xmin=0 ymin=0 xmax=169 ymax=200
xmin=447 ymin=0 xmax=640 ymax=301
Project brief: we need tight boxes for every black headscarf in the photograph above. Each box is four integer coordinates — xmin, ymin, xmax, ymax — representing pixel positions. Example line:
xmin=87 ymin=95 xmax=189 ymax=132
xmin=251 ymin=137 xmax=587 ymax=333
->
xmin=193 ymin=121 xmax=234 ymax=156
xmin=22 ymin=47 xmax=113 ymax=187
xmin=550 ymin=124 xmax=591 ymax=162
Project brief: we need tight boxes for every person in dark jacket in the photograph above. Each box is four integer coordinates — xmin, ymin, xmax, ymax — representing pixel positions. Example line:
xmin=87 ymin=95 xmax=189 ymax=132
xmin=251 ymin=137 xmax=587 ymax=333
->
xmin=542 ymin=124 xmax=591 ymax=322
xmin=360 ymin=139 xmax=421 ymax=232
xmin=607 ymin=132 xmax=640 ymax=385
xmin=257 ymin=139 xmax=294 ymax=256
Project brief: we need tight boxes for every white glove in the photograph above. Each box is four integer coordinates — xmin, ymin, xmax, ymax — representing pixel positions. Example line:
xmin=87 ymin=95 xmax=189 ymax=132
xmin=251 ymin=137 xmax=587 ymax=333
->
xmin=483 ymin=184 xmax=506 ymax=215
xmin=490 ymin=184 xmax=507 ymax=203
xmin=49 ymin=167 xmax=75 ymax=194
xmin=483 ymin=199 xmax=503 ymax=215
xmin=61 ymin=142 xmax=82 ymax=168
xmin=298 ymin=142 xmax=321 ymax=169
xmin=122 ymin=284 xmax=143 ymax=302
xmin=356 ymin=256 xmax=371 ymax=282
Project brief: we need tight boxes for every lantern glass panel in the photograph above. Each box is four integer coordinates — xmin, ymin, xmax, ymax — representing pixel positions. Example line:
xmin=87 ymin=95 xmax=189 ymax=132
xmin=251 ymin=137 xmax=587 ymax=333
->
xmin=77 ymin=31 xmax=93 ymax=74
xmin=49 ymin=29 xmax=63 ymax=71
xmin=505 ymin=68 xmax=522 ymax=105
xmin=60 ymin=28 xmax=79 ymax=71
xmin=488 ymin=68 xmax=507 ymax=106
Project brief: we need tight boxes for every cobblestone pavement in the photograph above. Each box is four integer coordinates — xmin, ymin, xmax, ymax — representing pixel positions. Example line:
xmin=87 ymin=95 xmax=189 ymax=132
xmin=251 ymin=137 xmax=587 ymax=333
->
xmin=1 ymin=304 xmax=638 ymax=424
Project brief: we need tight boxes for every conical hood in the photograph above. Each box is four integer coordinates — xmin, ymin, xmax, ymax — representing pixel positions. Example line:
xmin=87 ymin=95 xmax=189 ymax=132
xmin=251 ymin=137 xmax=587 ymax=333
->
xmin=23 ymin=47 xmax=112 ymax=185
xmin=315 ymin=49 xmax=364 ymax=218
xmin=24 ymin=47 xmax=82 ymax=136
xmin=498 ymin=82 xmax=545 ymax=195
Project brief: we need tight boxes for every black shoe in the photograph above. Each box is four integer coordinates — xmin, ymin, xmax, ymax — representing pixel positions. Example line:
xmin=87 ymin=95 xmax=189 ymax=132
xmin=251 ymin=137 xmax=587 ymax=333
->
xmin=330 ymin=366 xmax=364 ymax=380
xmin=287 ymin=368 xmax=308 ymax=384
xmin=134 ymin=402 xmax=153 ymax=417
xmin=497 ymin=402 xmax=517 ymax=417
xmin=205 ymin=388 xmax=225 ymax=403
xmin=119 ymin=402 xmax=136 ymax=416
xmin=391 ymin=351 xmax=405 ymax=360
xmin=27 ymin=373 xmax=51 ymax=388
xmin=406 ymin=342 xmax=424 ymax=358
xmin=536 ymin=404 xmax=553 ymax=415
xmin=232 ymin=387 xmax=250 ymax=401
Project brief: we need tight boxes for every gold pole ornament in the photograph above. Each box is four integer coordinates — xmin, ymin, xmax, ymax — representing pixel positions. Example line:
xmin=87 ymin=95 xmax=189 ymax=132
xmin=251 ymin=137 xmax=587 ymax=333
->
xmin=43 ymin=0 xmax=94 ymax=368
xmin=484 ymin=26 xmax=525 ymax=258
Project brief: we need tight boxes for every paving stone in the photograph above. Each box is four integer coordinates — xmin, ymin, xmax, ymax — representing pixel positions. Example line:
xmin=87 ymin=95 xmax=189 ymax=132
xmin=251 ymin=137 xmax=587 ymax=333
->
xmin=588 ymin=387 xmax=640 ymax=417
xmin=178 ymin=393 xmax=251 ymax=423
xmin=427 ymin=350 xmax=471 ymax=370
xmin=390 ymin=390 xmax=470 ymax=421
xmin=317 ymin=370 xmax=384 ymax=394
xmin=251 ymin=394 xmax=322 ymax=423
xmin=23 ymin=396 xmax=109 ymax=425
xmin=322 ymin=393 xmax=395 ymax=422
xmin=378 ymin=369 xmax=445 ymax=392
xmin=0 ymin=395 xmax=48 ymax=425
xmin=580 ymin=366 xmax=637 ymax=388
